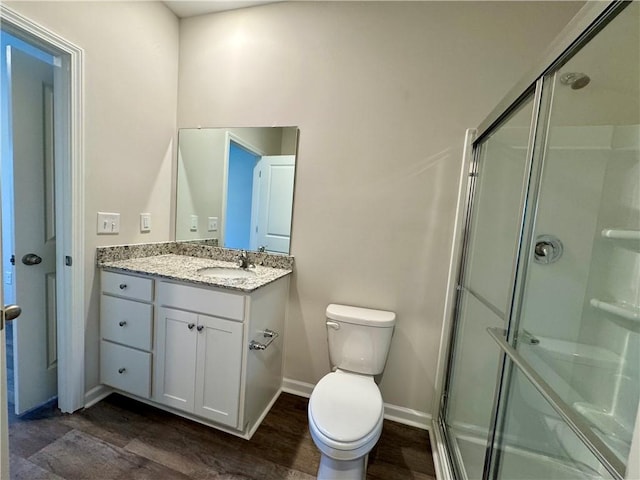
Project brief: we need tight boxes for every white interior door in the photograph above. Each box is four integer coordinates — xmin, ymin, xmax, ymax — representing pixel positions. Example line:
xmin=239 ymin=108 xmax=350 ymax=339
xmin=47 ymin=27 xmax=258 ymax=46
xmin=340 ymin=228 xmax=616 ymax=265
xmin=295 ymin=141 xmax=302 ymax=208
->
xmin=251 ymin=155 xmax=295 ymax=254
xmin=9 ymin=46 xmax=57 ymax=415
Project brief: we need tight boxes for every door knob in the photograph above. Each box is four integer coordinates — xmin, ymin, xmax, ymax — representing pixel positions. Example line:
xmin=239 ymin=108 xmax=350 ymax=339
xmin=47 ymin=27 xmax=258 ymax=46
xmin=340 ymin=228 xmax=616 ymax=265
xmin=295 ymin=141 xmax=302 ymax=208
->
xmin=2 ymin=305 xmax=21 ymax=322
xmin=21 ymin=253 xmax=42 ymax=265
xmin=1 ymin=304 xmax=21 ymax=331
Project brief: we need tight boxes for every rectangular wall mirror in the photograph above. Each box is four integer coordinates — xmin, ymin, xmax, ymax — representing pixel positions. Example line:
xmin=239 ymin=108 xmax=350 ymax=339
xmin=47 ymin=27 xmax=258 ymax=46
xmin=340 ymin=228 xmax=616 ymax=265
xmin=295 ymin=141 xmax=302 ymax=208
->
xmin=175 ymin=126 xmax=298 ymax=254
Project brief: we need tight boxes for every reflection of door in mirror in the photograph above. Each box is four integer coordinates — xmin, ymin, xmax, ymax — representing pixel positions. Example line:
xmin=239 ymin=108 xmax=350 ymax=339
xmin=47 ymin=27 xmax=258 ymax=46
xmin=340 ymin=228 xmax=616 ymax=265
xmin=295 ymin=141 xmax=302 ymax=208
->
xmin=250 ymin=155 xmax=295 ymax=254
xmin=175 ymin=126 xmax=298 ymax=254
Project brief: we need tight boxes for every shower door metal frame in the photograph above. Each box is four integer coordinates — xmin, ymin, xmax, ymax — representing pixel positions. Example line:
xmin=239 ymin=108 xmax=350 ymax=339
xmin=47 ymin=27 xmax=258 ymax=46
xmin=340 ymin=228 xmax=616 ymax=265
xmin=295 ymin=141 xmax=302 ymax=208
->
xmin=434 ymin=1 xmax=633 ymax=479
xmin=437 ymin=82 xmax=541 ymax=480
xmin=479 ymin=75 xmax=550 ymax=480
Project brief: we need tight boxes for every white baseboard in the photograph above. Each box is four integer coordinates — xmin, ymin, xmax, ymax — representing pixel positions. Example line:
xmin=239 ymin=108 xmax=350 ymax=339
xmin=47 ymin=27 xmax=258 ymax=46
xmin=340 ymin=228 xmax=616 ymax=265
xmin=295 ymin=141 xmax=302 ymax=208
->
xmin=83 ymin=384 xmax=113 ymax=409
xmin=282 ymin=378 xmax=314 ymax=398
xmin=384 ymin=403 xmax=431 ymax=430
xmin=282 ymin=377 xmax=431 ymax=430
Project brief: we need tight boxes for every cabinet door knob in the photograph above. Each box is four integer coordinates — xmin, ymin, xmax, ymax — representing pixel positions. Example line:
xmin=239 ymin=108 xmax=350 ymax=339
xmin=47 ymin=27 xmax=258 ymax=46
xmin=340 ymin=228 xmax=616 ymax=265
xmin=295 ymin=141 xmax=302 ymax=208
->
xmin=118 ymin=321 xmax=127 ymax=327
xmin=188 ymin=323 xmax=195 ymax=330
xmin=119 ymin=283 xmax=127 ymax=290
xmin=118 ymin=367 xmax=126 ymax=374
xmin=197 ymin=325 xmax=204 ymax=332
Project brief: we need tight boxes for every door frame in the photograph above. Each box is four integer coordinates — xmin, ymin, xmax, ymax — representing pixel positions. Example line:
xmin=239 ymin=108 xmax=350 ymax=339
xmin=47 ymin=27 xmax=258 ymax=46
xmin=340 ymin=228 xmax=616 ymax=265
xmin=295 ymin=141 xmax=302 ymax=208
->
xmin=1 ymin=5 xmax=85 ymax=414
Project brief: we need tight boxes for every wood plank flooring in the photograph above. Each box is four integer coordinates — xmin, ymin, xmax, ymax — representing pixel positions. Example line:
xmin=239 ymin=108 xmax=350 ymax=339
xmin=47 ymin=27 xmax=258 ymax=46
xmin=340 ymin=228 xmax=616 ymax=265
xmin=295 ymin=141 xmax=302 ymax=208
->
xmin=8 ymin=393 xmax=436 ymax=479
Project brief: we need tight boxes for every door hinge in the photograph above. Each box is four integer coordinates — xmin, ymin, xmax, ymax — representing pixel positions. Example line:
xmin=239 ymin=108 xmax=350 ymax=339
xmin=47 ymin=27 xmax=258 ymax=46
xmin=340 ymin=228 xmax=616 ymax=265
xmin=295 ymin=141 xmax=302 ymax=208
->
xmin=10 ymin=254 xmax=15 ymax=266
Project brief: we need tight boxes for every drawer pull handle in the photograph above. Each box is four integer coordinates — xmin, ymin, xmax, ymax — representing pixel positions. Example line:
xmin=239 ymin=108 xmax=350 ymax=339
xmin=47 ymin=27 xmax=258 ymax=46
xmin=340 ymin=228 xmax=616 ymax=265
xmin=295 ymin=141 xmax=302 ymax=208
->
xmin=188 ymin=323 xmax=195 ymax=330
xmin=118 ymin=367 xmax=126 ymax=374
xmin=118 ymin=321 xmax=127 ymax=327
xmin=197 ymin=325 xmax=204 ymax=332
xmin=119 ymin=283 xmax=127 ymax=290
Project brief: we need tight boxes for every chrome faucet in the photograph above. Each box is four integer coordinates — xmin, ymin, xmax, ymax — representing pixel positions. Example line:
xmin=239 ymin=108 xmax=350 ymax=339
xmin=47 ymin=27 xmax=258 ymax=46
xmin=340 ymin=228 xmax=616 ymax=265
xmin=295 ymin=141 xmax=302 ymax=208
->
xmin=236 ymin=250 xmax=253 ymax=269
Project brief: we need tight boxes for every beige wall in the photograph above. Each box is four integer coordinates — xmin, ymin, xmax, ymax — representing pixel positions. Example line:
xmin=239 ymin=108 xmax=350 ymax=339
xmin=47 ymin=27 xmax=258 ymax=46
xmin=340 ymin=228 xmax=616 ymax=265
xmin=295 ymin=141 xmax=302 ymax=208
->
xmin=177 ymin=2 xmax=583 ymax=414
xmin=5 ymin=1 xmax=179 ymax=391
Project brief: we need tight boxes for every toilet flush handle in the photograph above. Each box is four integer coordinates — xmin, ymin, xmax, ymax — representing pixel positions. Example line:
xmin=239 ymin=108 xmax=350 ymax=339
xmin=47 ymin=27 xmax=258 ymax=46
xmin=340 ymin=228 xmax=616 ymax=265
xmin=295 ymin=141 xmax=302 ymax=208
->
xmin=326 ymin=321 xmax=340 ymax=330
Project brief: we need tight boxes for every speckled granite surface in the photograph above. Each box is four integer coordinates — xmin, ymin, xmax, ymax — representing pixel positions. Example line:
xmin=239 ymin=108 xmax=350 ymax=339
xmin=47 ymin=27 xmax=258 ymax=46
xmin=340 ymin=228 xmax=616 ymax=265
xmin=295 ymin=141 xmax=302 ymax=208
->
xmin=100 ymin=254 xmax=291 ymax=292
xmin=96 ymin=241 xmax=294 ymax=270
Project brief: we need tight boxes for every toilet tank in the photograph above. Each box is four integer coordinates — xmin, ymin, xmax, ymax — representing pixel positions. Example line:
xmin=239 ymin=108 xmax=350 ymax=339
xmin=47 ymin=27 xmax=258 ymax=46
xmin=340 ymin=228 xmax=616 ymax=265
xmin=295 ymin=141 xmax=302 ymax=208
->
xmin=325 ymin=304 xmax=396 ymax=375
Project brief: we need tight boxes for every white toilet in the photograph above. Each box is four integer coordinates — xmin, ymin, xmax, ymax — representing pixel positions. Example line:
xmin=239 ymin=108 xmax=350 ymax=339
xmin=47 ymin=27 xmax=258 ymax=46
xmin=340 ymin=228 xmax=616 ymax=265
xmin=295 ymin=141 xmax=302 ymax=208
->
xmin=308 ymin=303 xmax=396 ymax=480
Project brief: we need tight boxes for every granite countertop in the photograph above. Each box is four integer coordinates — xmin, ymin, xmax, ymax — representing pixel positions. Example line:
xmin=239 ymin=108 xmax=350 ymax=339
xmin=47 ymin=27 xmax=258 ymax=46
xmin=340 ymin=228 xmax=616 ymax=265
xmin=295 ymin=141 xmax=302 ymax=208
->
xmin=100 ymin=254 xmax=292 ymax=293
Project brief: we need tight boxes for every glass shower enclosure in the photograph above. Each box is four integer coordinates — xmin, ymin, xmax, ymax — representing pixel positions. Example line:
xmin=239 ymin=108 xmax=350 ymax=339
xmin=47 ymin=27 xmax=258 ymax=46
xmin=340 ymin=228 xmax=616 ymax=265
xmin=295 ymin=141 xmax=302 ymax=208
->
xmin=436 ymin=2 xmax=639 ymax=479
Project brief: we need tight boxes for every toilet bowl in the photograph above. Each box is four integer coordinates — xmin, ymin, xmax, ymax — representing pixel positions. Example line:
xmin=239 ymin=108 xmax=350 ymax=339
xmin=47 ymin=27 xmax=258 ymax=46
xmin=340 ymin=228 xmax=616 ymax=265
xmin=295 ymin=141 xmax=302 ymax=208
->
xmin=308 ymin=370 xmax=384 ymax=479
xmin=308 ymin=304 xmax=396 ymax=479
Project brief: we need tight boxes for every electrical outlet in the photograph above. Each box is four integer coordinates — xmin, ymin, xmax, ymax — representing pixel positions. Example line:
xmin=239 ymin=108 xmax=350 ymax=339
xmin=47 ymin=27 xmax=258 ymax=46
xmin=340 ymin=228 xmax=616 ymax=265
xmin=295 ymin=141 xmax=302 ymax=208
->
xmin=190 ymin=215 xmax=198 ymax=231
xmin=208 ymin=217 xmax=218 ymax=232
xmin=97 ymin=212 xmax=120 ymax=234
xmin=140 ymin=213 xmax=151 ymax=232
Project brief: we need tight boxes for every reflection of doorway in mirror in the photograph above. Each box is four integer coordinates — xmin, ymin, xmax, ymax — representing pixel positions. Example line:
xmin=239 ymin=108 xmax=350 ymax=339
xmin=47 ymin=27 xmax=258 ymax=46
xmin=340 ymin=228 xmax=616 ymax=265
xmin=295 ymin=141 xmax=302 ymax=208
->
xmin=225 ymin=141 xmax=259 ymax=250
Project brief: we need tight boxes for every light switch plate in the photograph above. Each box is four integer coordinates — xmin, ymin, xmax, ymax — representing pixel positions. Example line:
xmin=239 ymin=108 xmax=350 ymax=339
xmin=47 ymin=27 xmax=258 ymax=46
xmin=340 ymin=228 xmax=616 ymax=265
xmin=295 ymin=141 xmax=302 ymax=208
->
xmin=140 ymin=213 xmax=151 ymax=233
xmin=97 ymin=212 xmax=120 ymax=234
xmin=190 ymin=215 xmax=198 ymax=231
xmin=207 ymin=217 xmax=218 ymax=232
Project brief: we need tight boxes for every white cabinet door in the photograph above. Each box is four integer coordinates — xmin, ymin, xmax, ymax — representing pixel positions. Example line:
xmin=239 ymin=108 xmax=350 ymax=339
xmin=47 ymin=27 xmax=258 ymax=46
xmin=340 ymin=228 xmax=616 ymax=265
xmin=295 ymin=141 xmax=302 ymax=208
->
xmin=194 ymin=314 xmax=243 ymax=428
xmin=155 ymin=307 xmax=197 ymax=411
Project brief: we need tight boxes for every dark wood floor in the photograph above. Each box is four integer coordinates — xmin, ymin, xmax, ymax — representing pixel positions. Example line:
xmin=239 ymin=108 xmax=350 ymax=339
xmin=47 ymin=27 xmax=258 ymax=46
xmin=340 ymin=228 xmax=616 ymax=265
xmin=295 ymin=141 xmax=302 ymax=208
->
xmin=8 ymin=392 xmax=436 ymax=479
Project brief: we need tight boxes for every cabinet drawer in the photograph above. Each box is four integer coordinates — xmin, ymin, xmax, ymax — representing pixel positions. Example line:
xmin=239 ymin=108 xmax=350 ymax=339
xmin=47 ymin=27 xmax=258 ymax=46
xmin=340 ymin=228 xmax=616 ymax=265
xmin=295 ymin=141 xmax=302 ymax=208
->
xmin=158 ymin=281 xmax=245 ymax=321
xmin=100 ymin=341 xmax=151 ymax=398
xmin=101 ymin=295 xmax=153 ymax=351
xmin=102 ymin=271 xmax=153 ymax=302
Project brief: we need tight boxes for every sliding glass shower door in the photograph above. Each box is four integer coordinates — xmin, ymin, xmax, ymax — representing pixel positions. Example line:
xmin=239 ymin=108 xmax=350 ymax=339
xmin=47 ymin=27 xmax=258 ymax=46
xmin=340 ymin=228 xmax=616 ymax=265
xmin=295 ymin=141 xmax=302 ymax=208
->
xmin=439 ymin=2 xmax=638 ymax=479
xmin=440 ymin=95 xmax=536 ymax=480
xmin=489 ymin=3 xmax=639 ymax=478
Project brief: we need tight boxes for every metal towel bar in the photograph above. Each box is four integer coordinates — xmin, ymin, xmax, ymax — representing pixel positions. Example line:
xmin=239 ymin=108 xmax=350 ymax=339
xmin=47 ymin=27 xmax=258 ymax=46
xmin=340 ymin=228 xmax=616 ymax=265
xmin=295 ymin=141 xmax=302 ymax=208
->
xmin=486 ymin=327 xmax=624 ymax=480
xmin=249 ymin=329 xmax=279 ymax=351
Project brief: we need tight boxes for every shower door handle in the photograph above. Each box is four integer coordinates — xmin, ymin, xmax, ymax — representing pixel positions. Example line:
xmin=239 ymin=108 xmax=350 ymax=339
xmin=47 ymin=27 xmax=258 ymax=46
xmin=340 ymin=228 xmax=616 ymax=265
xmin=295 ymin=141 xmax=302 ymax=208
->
xmin=486 ymin=327 xmax=625 ymax=479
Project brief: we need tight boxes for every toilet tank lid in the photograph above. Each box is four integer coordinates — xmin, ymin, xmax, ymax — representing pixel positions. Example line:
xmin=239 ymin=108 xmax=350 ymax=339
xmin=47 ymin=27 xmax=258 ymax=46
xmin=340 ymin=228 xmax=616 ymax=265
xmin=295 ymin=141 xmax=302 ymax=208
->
xmin=326 ymin=304 xmax=396 ymax=327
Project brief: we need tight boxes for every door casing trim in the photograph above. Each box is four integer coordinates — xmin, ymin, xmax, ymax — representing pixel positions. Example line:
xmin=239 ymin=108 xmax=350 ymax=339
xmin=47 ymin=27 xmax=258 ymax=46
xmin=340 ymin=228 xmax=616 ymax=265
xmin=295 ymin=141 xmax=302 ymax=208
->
xmin=1 ymin=5 xmax=85 ymax=413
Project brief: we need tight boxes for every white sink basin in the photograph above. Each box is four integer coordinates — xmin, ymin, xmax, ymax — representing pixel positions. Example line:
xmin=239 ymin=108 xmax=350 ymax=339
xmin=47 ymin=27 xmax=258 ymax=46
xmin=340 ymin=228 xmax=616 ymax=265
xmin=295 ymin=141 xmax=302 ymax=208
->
xmin=196 ymin=267 xmax=257 ymax=279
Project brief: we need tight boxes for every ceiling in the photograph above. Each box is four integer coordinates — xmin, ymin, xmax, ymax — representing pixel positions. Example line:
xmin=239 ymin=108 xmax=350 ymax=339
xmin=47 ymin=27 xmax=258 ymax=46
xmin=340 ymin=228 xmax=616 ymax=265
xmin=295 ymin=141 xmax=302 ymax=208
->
xmin=163 ymin=1 xmax=280 ymax=18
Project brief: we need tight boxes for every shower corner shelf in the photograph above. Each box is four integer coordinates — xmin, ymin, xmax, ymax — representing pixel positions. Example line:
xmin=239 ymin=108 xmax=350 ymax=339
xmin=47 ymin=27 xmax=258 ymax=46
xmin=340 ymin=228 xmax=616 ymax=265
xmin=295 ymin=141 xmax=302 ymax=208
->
xmin=601 ymin=229 xmax=640 ymax=241
xmin=590 ymin=298 xmax=640 ymax=330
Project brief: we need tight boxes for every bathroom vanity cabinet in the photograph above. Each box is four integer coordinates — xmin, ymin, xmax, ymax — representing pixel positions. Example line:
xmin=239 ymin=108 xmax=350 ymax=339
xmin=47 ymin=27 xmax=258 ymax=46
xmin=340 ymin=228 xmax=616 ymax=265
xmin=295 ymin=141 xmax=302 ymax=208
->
xmin=99 ymin=268 xmax=289 ymax=439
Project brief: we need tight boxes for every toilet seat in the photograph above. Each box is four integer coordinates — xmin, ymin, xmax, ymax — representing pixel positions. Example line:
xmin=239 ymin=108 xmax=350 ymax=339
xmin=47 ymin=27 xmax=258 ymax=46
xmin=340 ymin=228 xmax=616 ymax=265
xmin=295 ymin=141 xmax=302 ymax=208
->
xmin=309 ymin=371 xmax=384 ymax=451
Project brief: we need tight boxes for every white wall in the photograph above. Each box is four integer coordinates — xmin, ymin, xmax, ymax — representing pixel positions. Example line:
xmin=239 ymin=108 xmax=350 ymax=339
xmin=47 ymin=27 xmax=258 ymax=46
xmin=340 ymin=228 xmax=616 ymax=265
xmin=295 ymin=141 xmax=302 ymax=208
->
xmin=5 ymin=1 xmax=179 ymax=392
xmin=177 ymin=1 xmax=583 ymax=414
